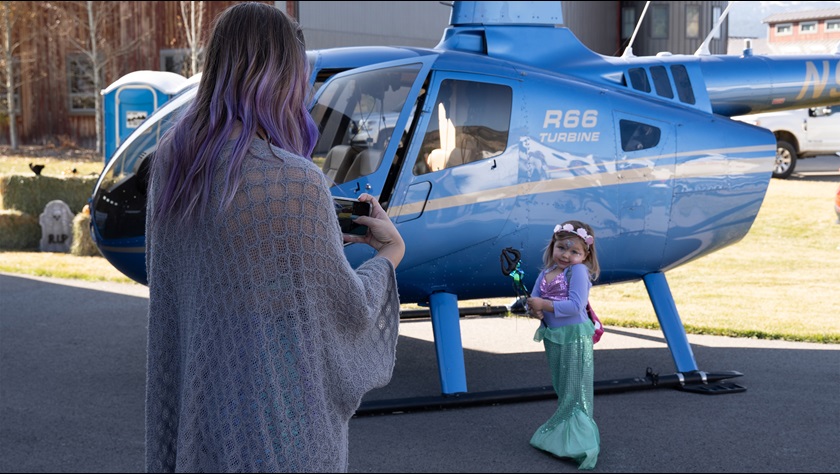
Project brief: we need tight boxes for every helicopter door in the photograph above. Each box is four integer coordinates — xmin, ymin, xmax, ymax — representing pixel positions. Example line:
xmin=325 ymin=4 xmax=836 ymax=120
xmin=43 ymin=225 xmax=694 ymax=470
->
xmin=308 ymin=59 xmax=434 ymax=200
xmin=388 ymin=74 xmax=518 ymax=268
xmin=612 ymin=111 xmax=676 ymax=273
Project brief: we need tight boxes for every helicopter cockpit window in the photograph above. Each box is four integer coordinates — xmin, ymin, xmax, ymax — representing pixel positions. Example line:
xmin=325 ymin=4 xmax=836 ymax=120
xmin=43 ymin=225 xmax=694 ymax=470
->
xmin=650 ymin=66 xmax=674 ymax=99
xmin=309 ymin=63 xmax=421 ymax=185
xmin=414 ymin=79 xmax=512 ymax=175
xmin=620 ymin=119 xmax=661 ymax=152
xmin=670 ymin=65 xmax=695 ymax=105
xmin=626 ymin=68 xmax=651 ymax=93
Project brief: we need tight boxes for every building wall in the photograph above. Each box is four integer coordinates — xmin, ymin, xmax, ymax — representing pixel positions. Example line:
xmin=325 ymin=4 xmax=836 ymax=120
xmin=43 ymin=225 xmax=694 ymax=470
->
xmin=8 ymin=1 xmax=249 ymax=148
xmin=562 ymin=1 xmax=621 ymax=56
xmin=299 ymin=1 xmax=731 ymax=59
xmin=5 ymin=1 xmax=729 ymax=148
xmin=728 ymin=9 xmax=840 ymax=56
xmin=620 ymin=1 xmax=729 ymax=56
xmin=767 ymin=17 xmax=840 ymax=46
xmin=298 ymin=1 xmax=621 ymax=56
xmin=298 ymin=1 xmax=451 ymax=49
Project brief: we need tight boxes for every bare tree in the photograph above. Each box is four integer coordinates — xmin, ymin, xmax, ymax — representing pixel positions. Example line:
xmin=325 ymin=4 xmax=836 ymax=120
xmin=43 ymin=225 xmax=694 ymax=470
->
xmin=1 ymin=2 xmax=18 ymax=149
xmin=0 ymin=1 xmax=44 ymax=150
xmin=180 ymin=1 xmax=205 ymax=77
xmin=52 ymin=1 xmax=143 ymax=154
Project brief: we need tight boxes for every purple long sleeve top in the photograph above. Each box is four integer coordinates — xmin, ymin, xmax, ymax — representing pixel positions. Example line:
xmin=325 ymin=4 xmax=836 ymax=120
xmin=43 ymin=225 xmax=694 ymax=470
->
xmin=531 ymin=263 xmax=591 ymax=328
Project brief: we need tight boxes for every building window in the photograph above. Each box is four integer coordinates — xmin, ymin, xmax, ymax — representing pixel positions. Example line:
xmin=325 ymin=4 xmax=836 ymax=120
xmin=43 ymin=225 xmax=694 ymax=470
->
xmin=712 ymin=6 xmax=722 ymax=39
xmin=160 ymin=49 xmax=204 ymax=77
xmin=800 ymin=22 xmax=817 ymax=34
xmin=651 ymin=4 xmax=669 ymax=39
xmin=67 ymin=54 xmax=98 ymax=114
xmin=776 ymin=23 xmax=792 ymax=35
xmin=827 ymin=20 xmax=840 ymax=31
xmin=686 ymin=5 xmax=700 ymax=39
xmin=621 ymin=6 xmax=636 ymax=40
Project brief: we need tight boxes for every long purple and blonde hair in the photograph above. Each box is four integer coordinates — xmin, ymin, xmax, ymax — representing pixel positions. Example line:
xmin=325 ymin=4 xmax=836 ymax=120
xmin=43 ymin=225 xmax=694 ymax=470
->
xmin=151 ymin=2 xmax=319 ymax=225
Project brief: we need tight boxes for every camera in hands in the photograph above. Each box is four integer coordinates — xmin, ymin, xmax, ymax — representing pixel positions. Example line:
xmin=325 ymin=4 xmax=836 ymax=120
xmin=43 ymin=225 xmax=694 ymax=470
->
xmin=334 ymin=197 xmax=372 ymax=236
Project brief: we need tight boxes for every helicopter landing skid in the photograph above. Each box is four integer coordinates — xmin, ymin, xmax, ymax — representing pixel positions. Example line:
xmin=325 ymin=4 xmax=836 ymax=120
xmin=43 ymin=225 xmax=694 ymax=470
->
xmin=354 ymin=369 xmax=745 ymax=417
xmin=422 ymin=271 xmax=739 ymax=399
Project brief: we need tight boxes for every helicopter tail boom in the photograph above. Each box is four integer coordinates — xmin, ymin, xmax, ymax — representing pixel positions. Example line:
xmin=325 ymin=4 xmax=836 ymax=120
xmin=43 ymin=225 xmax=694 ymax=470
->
xmin=701 ymin=54 xmax=840 ymax=117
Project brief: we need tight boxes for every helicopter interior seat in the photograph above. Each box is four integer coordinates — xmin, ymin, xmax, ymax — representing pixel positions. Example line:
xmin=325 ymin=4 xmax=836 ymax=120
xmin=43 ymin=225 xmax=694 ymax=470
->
xmin=344 ymin=148 xmax=383 ymax=181
xmin=322 ymin=144 xmax=357 ymax=183
xmin=343 ymin=125 xmax=393 ymax=180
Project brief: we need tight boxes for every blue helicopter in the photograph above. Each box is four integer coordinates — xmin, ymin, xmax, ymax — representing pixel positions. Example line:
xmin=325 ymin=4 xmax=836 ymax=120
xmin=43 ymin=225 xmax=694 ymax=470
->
xmin=89 ymin=1 xmax=840 ymax=400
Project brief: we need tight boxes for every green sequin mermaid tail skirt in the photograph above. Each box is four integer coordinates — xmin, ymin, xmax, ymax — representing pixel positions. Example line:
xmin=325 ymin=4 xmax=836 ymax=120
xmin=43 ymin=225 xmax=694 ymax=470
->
xmin=530 ymin=323 xmax=600 ymax=470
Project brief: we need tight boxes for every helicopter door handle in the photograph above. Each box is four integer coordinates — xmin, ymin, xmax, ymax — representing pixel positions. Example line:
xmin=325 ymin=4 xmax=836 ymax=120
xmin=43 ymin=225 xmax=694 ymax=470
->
xmin=491 ymin=159 xmax=497 ymax=170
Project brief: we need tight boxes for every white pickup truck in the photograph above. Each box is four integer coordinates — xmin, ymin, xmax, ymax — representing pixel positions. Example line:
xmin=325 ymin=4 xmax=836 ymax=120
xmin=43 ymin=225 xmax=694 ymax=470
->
xmin=733 ymin=106 xmax=840 ymax=179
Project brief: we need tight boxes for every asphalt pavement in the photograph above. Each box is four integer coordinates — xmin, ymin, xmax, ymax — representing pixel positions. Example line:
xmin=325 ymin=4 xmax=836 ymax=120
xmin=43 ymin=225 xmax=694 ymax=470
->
xmin=791 ymin=154 xmax=840 ymax=177
xmin=1 ymin=272 xmax=838 ymax=473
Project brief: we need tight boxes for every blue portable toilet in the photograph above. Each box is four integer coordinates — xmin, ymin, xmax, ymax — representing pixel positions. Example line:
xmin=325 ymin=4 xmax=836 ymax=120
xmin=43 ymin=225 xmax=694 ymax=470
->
xmin=101 ymin=71 xmax=187 ymax=163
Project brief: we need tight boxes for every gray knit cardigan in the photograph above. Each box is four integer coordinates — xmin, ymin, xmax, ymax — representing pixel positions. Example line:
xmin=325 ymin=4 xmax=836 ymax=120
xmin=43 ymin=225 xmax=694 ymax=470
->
xmin=144 ymin=138 xmax=400 ymax=472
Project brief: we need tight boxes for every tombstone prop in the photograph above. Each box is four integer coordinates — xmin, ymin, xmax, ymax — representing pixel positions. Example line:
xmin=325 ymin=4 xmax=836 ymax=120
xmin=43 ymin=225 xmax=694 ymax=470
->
xmin=39 ymin=200 xmax=74 ymax=252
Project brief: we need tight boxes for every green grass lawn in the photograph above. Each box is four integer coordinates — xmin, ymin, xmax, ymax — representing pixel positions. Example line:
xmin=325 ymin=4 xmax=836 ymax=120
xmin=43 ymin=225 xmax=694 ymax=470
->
xmin=0 ymin=146 xmax=104 ymax=177
xmin=589 ymin=177 xmax=840 ymax=343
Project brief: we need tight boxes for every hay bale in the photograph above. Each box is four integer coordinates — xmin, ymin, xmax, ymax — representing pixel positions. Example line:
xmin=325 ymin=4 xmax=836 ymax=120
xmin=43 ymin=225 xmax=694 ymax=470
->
xmin=0 ymin=209 xmax=39 ymax=250
xmin=0 ymin=174 xmax=98 ymax=215
xmin=71 ymin=206 xmax=101 ymax=257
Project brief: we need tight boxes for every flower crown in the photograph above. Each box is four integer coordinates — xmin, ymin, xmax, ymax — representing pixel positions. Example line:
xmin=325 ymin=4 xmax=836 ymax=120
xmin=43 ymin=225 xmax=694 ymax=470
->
xmin=554 ymin=223 xmax=595 ymax=247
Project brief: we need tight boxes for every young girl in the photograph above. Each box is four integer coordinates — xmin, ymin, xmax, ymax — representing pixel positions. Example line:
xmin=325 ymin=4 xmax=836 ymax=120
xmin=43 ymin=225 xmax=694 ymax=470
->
xmin=526 ymin=220 xmax=601 ymax=470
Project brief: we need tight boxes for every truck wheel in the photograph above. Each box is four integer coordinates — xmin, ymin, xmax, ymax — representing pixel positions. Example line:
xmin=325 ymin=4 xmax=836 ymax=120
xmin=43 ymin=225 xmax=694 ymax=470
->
xmin=773 ymin=140 xmax=797 ymax=179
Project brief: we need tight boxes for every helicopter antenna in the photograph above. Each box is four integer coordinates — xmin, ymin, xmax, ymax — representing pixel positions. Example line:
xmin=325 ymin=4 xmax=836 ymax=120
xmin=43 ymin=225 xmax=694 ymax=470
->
xmin=695 ymin=1 xmax=737 ymax=56
xmin=622 ymin=1 xmax=651 ymax=59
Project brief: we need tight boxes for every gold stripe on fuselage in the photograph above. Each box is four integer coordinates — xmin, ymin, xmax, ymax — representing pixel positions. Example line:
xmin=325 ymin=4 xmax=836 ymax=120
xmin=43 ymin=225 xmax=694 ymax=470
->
xmin=389 ymin=144 xmax=775 ymax=217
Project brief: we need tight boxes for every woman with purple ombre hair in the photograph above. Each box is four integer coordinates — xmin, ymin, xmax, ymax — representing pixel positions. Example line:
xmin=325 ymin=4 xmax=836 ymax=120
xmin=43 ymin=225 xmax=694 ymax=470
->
xmin=144 ymin=3 xmax=405 ymax=472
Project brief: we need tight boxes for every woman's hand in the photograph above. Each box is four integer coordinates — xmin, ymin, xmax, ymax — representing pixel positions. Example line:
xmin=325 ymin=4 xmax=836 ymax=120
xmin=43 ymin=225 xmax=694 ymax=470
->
xmin=342 ymin=193 xmax=405 ymax=268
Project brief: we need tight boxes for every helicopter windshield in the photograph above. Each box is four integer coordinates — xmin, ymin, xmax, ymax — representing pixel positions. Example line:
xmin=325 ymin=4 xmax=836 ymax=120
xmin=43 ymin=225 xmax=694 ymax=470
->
xmin=91 ymin=90 xmax=195 ymax=240
xmin=310 ymin=63 xmax=422 ymax=185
